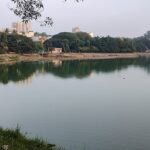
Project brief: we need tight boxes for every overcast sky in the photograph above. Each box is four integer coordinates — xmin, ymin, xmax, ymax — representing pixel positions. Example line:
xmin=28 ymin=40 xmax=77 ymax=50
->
xmin=0 ymin=0 xmax=150 ymax=37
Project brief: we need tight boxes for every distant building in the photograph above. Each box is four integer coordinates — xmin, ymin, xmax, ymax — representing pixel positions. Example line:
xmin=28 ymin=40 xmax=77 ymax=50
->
xmin=32 ymin=36 xmax=40 ymax=42
xmin=50 ymin=48 xmax=62 ymax=54
xmin=39 ymin=36 xmax=49 ymax=43
xmin=25 ymin=31 xmax=34 ymax=38
xmin=0 ymin=27 xmax=13 ymax=34
xmin=11 ymin=21 xmax=35 ymax=38
xmin=72 ymin=27 xmax=81 ymax=33
xmin=32 ymin=35 xmax=49 ymax=43
xmin=88 ymin=32 xmax=94 ymax=38
xmin=12 ymin=21 xmax=32 ymax=33
xmin=0 ymin=28 xmax=5 ymax=32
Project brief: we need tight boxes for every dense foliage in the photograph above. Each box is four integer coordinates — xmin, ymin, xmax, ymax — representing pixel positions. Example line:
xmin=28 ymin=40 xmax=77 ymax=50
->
xmin=0 ymin=32 xmax=43 ymax=54
xmin=44 ymin=32 xmax=92 ymax=52
xmin=1 ymin=31 xmax=150 ymax=54
xmin=44 ymin=31 xmax=150 ymax=53
xmin=0 ymin=127 xmax=63 ymax=150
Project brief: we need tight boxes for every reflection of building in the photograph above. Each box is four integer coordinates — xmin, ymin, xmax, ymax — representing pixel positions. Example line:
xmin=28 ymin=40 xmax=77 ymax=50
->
xmin=12 ymin=21 xmax=32 ymax=33
xmin=52 ymin=60 xmax=62 ymax=67
xmin=89 ymin=71 xmax=97 ymax=78
xmin=16 ymin=75 xmax=33 ymax=86
xmin=72 ymin=27 xmax=80 ymax=33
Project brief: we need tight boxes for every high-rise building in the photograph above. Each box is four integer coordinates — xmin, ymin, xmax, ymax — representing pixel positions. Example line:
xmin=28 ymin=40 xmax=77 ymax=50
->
xmin=72 ymin=27 xmax=80 ymax=33
xmin=12 ymin=21 xmax=32 ymax=33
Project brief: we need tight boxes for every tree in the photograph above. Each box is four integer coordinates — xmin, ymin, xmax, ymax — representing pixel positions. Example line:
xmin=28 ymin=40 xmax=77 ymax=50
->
xmin=10 ymin=0 xmax=83 ymax=25
xmin=0 ymin=32 xmax=8 ymax=53
xmin=7 ymin=34 xmax=37 ymax=53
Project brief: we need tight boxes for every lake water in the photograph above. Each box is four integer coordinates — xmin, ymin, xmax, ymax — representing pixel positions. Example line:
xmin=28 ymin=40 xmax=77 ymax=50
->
xmin=0 ymin=57 xmax=150 ymax=150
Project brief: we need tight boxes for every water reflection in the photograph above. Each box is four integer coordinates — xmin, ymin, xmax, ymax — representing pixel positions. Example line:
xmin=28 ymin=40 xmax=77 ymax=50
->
xmin=0 ymin=56 xmax=150 ymax=84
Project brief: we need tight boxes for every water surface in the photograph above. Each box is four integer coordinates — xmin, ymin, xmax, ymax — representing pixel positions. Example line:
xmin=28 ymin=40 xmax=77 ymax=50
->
xmin=0 ymin=57 xmax=150 ymax=150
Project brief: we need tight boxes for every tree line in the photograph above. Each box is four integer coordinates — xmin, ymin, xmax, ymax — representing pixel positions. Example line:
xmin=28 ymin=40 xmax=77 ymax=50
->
xmin=44 ymin=31 xmax=150 ymax=53
xmin=1 ymin=31 xmax=150 ymax=54
xmin=0 ymin=32 xmax=44 ymax=54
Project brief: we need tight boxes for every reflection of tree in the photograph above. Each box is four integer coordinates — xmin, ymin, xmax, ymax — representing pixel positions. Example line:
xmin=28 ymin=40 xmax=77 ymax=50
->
xmin=0 ymin=62 xmax=43 ymax=84
xmin=0 ymin=57 xmax=150 ymax=84
xmin=44 ymin=57 xmax=150 ymax=78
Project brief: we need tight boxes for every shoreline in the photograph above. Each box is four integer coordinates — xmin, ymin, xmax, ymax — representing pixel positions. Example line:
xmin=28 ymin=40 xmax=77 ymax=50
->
xmin=0 ymin=127 xmax=59 ymax=150
xmin=0 ymin=52 xmax=150 ymax=64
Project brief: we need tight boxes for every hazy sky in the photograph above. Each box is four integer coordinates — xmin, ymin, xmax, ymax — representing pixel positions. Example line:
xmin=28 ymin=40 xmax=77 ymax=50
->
xmin=0 ymin=0 xmax=150 ymax=37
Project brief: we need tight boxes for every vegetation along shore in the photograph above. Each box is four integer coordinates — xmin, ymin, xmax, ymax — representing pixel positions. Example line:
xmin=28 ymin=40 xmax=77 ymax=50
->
xmin=1 ymin=31 xmax=150 ymax=55
xmin=0 ymin=30 xmax=150 ymax=64
xmin=0 ymin=127 xmax=64 ymax=150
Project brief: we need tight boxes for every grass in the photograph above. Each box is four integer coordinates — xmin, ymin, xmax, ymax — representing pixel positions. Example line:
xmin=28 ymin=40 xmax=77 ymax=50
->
xmin=9 ymin=56 xmax=19 ymax=61
xmin=0 ymin=127 xmax=64 ymax=150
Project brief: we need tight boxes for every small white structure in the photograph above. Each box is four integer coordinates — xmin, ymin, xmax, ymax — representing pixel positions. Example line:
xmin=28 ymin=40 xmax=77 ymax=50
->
xmin=52 ymin=60 xmax=62 ymax=67
xmin=51 ymin=48 xmax=62 ymax=54
xmin=25 ymin=31 xmax=34 ymax=38
xmin=88 ymin=32 xmax=94 ymax=38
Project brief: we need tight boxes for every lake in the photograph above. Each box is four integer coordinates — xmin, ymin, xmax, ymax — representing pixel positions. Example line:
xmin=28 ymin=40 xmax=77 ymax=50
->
xmin=0 ymin=57 xmax=150 ymax=150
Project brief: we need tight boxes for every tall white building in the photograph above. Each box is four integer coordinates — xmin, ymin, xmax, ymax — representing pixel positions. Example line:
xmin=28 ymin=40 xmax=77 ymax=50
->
xmin=12 ymin=21 xmax=32 ymax=33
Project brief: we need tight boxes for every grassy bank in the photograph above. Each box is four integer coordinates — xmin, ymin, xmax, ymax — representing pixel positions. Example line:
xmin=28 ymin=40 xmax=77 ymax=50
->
xmin=0 ymin=52 xmax=150 ymax=65
xmin=0 ymin=127 xmax=62 ymax=150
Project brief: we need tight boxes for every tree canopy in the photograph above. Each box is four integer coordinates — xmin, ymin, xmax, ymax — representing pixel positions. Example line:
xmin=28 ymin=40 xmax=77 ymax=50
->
xmin=44 ymin=31 xmax=150 ymax=53
xmin=10 ymin=0 xmax=83 ymax=25
xmin=0 ymin=32 xmax=43 ymax=54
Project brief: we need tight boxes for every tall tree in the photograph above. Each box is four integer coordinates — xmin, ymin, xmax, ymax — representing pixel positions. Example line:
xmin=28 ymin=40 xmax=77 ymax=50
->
xmin=10 ymin=0 xmax=83 ymax=26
